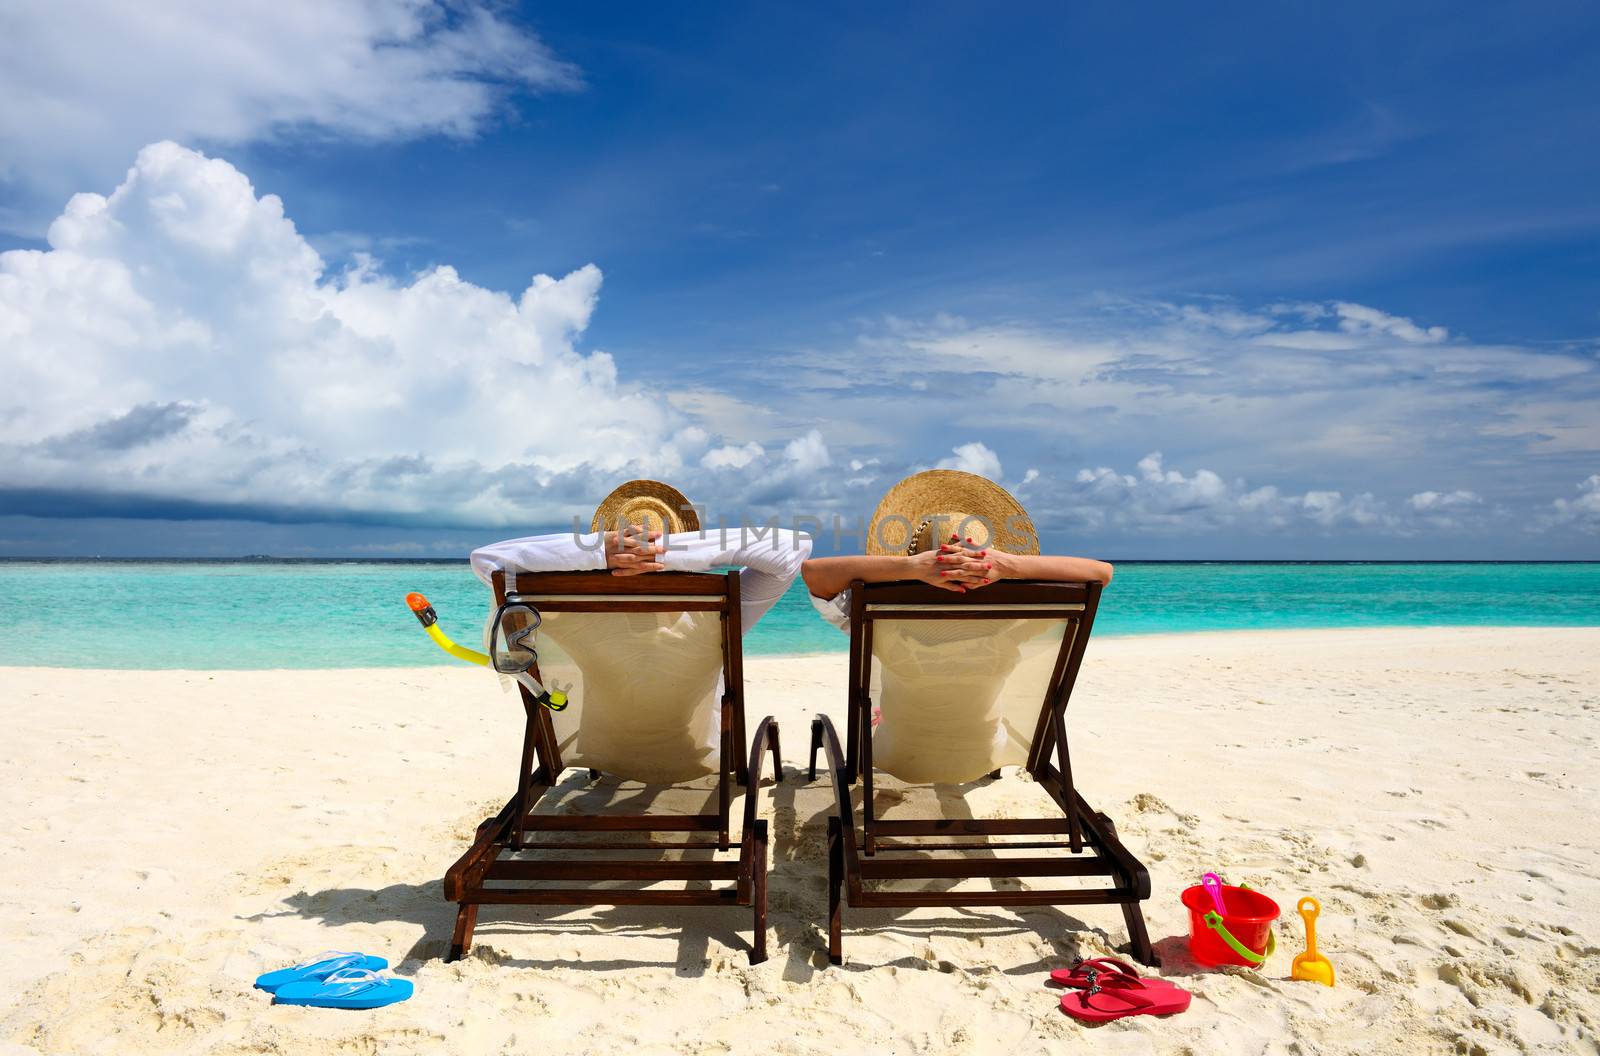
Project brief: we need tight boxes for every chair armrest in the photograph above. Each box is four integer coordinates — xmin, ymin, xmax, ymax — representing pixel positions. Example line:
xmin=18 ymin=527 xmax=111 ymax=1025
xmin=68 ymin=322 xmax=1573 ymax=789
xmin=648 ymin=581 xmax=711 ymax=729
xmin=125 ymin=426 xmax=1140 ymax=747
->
xmin=738 ymin=716 xmax=780 ymax=876
xmin=812 ymin=714 xmax=860 ymax=864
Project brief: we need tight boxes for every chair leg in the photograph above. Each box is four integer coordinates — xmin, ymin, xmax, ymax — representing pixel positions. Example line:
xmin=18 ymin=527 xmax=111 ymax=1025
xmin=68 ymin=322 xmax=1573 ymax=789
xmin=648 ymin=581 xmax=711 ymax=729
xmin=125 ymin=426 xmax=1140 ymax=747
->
xmin=1122 ymin=899 xmax=1157 ymax=967
xmin=1099 ymin=814 xmax=1158 ymax=967
xmin=750 ymin=819 xmax=769 ymax=965
xmin=446 ymin=903 xmax=479 ymax=962
xmin=808 ymin=717 xmax=823 ymax=781
xmin=826 ymin=815 xmax=843 ymax=965
xmin=768 ymin=722 xmax=783 ymax=783
xmin=588 ymin=768 xmax=601 ymax=781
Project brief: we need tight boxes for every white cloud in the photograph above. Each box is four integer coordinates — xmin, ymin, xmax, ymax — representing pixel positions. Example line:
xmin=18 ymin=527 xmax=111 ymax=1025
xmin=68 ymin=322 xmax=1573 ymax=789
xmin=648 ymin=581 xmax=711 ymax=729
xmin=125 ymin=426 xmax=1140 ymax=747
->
xmin=936 ymin=441 xmax=1003 ymax=480
xmin=1550 ymin=476 xmax=1600 ymax=528
xmin=1332 ymin=302 xmax=1448 ymax=344
xmin=701 ymin=442 xmax=763 ymax=470
xmin=1408 ymin=490 xmax=1481 ymax=512
xmin=775 ymin=300 xmax=1598 ymax=543
xmin=0 ymin=1 xmax=579 ymax=229
xmin=1060 ymin=453 xmax=1401 ymax=534
xmin=783 ymin=430 xmax=832 ymax=474
xmin=0 ymin=143 xmax=834 ymax=526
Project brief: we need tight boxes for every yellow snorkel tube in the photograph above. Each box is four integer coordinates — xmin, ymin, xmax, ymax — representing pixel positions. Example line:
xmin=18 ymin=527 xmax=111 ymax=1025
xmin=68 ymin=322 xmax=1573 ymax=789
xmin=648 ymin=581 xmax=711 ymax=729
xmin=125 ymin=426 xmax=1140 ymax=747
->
xmin=405 ymin=592 xmax=568 ymax=710
xmin=406 ymin=592 xmax=490 ymax=665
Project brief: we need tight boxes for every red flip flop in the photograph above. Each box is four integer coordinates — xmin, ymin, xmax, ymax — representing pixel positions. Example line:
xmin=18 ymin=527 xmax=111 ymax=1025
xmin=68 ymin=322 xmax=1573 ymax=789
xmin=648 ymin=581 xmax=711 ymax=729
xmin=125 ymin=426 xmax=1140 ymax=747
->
xmin=1048 ymin=957 xmax=1179 ymax=989
xmin=1055 ymin=963 xmax=1191 ymax=1024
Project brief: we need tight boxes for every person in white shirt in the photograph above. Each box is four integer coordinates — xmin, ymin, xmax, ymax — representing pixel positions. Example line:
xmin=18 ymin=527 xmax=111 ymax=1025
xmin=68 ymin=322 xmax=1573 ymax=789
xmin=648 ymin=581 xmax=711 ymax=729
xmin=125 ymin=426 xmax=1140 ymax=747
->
xmin=469 ymin=479 xmax=811 ymax=636
xmin=467 ymin=479 xmax=811 ymax=782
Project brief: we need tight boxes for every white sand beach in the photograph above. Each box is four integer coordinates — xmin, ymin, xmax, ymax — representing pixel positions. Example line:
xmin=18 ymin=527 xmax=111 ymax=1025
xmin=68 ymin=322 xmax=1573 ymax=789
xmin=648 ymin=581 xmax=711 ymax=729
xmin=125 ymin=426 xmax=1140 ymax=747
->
xmin=2 ymin=627 xmax=1598 ymax=1055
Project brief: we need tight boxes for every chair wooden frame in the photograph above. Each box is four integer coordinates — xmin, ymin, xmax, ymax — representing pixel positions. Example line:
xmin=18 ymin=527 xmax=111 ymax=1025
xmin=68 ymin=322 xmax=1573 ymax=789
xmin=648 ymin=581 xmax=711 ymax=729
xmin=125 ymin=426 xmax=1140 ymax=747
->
xmin=443 ymin=569 xmax=782 ymax=964
xmin=806 ymin=579 xmax=1154 ymax=966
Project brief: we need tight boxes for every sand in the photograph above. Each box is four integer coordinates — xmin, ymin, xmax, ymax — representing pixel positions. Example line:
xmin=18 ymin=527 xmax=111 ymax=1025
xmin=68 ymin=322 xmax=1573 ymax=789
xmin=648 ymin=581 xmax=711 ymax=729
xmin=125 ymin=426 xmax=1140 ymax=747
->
xmin=1 ymin=627 xmax=1597 ymax=1055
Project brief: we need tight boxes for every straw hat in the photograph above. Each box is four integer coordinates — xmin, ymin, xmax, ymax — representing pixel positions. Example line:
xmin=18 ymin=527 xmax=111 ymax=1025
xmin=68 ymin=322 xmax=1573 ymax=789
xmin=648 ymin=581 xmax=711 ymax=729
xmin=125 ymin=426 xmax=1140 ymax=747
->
xmin=590 ymin=479 xmax=701 ymax=534
xmin=866 ymin=469 xmax=1038 ymax=556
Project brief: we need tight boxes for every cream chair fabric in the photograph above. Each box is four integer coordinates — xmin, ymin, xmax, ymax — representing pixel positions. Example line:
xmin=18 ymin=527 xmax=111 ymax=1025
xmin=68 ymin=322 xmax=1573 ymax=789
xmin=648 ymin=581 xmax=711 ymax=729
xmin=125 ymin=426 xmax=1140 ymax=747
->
xmin=867 ymin=616 xmax=1071 ymax=784
xmin=531 ymin=609 xmax=727 ymax=784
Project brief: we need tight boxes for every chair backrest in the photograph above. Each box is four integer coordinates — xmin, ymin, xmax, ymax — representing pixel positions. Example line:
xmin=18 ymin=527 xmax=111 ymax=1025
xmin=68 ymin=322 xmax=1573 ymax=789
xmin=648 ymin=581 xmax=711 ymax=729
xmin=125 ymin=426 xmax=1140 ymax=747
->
xmin=491 ymin=570 xmax=743 ymax=784
xmin=850 ymin=580 xmax=1101 ymax=784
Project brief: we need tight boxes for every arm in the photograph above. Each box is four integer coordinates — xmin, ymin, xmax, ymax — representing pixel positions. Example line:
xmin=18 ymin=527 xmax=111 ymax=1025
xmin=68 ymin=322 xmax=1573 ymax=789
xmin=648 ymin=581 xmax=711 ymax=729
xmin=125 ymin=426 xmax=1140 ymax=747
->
xmin=660 ymin=527 xmax=813 ymax=632
xmin=802 ymin=548 xmax=1114 ymax=599
xmin=802 ymin=548 xmax=970 ymax=600
xmin=468 ymin=531 xmax=606 ymax=586
xmin=986 ymin=551 xmax=1114 ymax=586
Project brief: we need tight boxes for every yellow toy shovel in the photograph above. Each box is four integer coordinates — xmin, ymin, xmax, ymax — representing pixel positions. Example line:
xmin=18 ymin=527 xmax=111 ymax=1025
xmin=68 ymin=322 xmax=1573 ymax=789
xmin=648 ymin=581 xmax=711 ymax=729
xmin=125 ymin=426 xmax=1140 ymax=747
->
xmin=1291 ymin=897 xmax=1335 ymax=986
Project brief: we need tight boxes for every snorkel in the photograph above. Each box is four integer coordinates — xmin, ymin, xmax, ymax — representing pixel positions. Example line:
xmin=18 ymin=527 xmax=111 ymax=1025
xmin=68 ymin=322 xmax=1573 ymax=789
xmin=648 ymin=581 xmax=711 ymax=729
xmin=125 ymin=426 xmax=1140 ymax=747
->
xmin=404 ymin=592 xmax=568 ymax=710
xmin=405 ymin=592 xmax=490 ymax=664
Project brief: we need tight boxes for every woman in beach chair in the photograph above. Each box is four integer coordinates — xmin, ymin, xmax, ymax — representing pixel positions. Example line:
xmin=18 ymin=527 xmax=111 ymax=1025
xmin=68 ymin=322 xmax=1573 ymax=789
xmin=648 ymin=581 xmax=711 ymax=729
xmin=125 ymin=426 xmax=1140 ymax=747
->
xmin=800 ymin=470 xmax=1154 ymax=966
xmin=449 ymin=480 xmax=810 ymax=964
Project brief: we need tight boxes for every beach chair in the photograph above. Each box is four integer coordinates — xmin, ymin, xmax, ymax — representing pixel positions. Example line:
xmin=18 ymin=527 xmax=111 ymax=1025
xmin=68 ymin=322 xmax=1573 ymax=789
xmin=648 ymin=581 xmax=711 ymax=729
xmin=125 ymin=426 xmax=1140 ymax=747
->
xmin=806 ymin=578 xmax=1154 ymax=965
xmin=443 ymin=569 xmax=782 ymax=964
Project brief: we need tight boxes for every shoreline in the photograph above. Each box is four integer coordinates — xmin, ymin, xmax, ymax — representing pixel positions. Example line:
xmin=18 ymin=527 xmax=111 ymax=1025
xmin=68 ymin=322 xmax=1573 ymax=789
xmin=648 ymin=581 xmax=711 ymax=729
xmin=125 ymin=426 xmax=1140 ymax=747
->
xmin=5 ymin=624 xmax=1599 ymax=672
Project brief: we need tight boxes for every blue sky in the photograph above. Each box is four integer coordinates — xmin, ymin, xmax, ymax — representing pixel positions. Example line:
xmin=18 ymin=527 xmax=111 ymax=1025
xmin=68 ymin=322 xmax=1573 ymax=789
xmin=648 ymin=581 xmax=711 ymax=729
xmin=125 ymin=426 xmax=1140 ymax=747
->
xmin=1 ymin=1 xmax=1598 ymax=558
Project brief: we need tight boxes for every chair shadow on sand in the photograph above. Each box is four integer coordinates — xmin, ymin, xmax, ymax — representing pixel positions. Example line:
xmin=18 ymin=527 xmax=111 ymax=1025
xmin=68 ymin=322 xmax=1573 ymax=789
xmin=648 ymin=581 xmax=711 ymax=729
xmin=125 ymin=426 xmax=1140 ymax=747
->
xmin=260 ymin=764 xmax=1152 ymax=983
xmin=258 ymin=771 xmax=741 ymax=978
xmin=768 ymin=771 xmax=1147 ymax=982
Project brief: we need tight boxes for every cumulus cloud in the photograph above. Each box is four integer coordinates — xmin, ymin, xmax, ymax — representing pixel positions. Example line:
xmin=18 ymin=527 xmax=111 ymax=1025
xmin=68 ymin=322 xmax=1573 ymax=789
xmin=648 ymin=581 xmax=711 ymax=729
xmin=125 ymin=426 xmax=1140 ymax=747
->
xmin=1550 ymin=476 xmax=1600 ymax=528
xmin=935 ymin=441 xmax=1003 ymax=480
xmin=701 ymin=442 xmax=764 ymax=471
xmin=784 ymin=431 xmax=832 ymax=474
xmin=1057 ymin=452 xmax=1406 ymax=534
xmin=0 ymin=1 xmax=578 ymax=230
xmin=1408 ymin=490 xmax=1481 ymax=512
xmin=0 ymin=143 xmax=824 ymax=527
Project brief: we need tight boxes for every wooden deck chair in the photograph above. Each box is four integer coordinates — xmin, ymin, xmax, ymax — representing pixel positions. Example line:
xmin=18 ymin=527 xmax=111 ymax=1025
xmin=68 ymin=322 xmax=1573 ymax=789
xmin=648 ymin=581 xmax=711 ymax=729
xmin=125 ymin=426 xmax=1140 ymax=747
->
xmin=806 ymin=578 xmax=1153 ymax=966
xmin=443 ymin=569 xmax=782 ymax=964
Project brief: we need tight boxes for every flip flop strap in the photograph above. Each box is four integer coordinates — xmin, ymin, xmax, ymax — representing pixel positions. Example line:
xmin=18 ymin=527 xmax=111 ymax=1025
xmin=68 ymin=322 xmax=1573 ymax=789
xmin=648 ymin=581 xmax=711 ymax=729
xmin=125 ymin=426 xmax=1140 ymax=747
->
xmin=316 ymin=968 xmax=383 ymax=996
xmin=1069 ymin=979 xmax=1158 ymax=1012
xmin=1058 ymin=958 xmax=1144 ymax=990
xmin=1069 ymin=956 xmax=1142 ymax=981
xmin=295 ymin=951 xmax=362 ymax=973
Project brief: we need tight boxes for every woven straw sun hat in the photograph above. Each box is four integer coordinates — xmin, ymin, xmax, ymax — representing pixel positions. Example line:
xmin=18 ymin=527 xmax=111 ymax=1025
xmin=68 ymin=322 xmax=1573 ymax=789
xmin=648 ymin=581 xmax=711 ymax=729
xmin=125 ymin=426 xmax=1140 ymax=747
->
xmin=590 ymin=479 xmax=701 ymax=535
xmin=865 ymin=469 xmax=1038 ymax=556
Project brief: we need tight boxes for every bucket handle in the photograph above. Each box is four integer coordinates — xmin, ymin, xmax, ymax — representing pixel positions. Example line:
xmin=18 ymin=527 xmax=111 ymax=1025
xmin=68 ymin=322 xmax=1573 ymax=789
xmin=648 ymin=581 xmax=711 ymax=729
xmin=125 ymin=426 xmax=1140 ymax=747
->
xmin=1201 ymin=910 xmax=1276 ymax=964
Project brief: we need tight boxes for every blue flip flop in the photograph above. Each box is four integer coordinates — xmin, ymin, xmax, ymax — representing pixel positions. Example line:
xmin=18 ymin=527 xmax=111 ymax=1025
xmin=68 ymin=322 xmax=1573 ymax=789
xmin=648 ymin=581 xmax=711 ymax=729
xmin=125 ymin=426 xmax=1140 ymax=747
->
xmin=254 ymin=951 xmax=389 ymax=993
xmin=272 ymin=968 xmax=413 ymax=1009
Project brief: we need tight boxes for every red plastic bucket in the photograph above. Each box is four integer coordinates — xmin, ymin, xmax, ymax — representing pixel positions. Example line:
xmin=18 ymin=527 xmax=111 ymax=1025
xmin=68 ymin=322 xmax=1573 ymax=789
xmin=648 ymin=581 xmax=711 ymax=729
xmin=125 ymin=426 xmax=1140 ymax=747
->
xmin=1181 ymin=883 xmax=1280 ymax=967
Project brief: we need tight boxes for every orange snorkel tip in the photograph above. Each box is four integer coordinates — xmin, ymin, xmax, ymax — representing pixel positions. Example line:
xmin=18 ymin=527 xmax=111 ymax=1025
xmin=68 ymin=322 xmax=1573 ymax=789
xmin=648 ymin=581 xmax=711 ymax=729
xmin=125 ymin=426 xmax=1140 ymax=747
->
xmin=405 ymin=591 xmax=439 ymax=627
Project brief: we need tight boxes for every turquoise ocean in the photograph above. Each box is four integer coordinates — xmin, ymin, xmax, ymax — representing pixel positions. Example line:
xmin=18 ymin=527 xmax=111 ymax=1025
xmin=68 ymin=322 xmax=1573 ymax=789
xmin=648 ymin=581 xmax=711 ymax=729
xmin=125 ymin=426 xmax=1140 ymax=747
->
xmin=1 ymin=560 xmax=1597 ymax=669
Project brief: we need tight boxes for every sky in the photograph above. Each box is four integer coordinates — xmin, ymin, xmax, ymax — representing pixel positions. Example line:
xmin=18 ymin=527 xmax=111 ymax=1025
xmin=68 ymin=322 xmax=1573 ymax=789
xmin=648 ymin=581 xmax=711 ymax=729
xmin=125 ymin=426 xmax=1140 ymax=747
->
xmin=1 ymin=1 xmax=1598 ymax=559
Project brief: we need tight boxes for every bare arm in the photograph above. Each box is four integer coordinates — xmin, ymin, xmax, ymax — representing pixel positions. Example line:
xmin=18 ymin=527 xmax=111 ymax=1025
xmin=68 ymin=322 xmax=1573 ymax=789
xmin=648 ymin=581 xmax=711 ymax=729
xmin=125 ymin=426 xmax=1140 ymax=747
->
xmin=803 ymin=547 xmax=1113 ymax=599
xmin=802 ymin=550 xmax=969 ymax=599
xmin=987 ymin=551 xmax=1114 ymax=586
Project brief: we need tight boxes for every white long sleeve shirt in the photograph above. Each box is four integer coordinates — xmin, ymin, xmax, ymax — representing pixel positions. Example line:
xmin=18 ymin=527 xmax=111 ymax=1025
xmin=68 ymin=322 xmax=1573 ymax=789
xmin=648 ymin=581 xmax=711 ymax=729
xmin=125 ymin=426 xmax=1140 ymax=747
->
xmin=469 ymin=527 xmax=812 ymax=634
